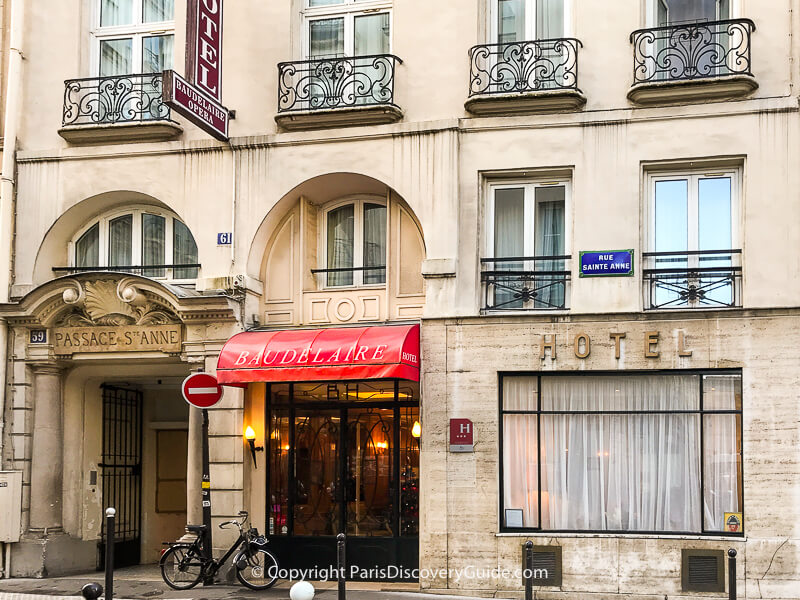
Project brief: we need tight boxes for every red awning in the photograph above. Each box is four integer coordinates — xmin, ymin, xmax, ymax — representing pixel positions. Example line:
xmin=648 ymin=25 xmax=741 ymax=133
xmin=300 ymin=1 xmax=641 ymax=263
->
xmin=216 ymin=324 xmax=420 ymax=385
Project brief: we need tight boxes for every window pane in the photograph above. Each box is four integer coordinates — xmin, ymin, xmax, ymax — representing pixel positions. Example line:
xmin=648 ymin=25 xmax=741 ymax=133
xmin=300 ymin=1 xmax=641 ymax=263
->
xmin=399 ymin=405 xmax=420 ymax=536
xmin=703 ymin=414 xmax=742 ymax=531
xmin=109 ymin=214 xmax=133 ymax=268
xmin=503 ymin=414 xmax=538 ymax=528
xmin=101 ymin=0 xmax=133 ymax=26
xmin=541 ymin=375 xmax=700 ymax=411
xmin=76 ymin=223 xmax=100 ymax=268
xmin=173 ymin=219 xmax=199 ymax=279
xmin=309 ymin=0 xmax=343 ymax=5
xmin=503 ymin=376 xmax=537 ymax=411
xmin=654 ymin=179 xmax=688 ymax=252
xmin=363 ymin=203 xmax=386 ymax=285
xmin=310 ymin=18 xmax=345 ymax=58
xmin=657 ymin=0 xmax=722 ymax=24
xmin=268 ymin=406 xmax=290 ymax=535
xmin=142 ymin=35 xmax=174 ymax=73
xmin=536 ymin=0 xmax=564 ymax=39
xmin=703 ymin=374 xmax=741 ymax=410
xmin=355 ymin=13 xmax=390 ymax=55
xmin=294 ymin=410 xmax=341 ymax=535
xmin=327 ymin=204 xmax=354 ymax=286
xmin=498 ymin=0 xmax=525 ymax=43
xmin=493 ymin=188 xmax=525 ymax=309
xmin=142 ymin=213 xmax=166 ymax=277
xmin=534 ymin=186 xmax=565 ymax=309
xmin=100 ymin=39 xmax=133 ymax=76
xmin=698 ymin=178 xmax=731 ymax=251
xmin=143 ymin=0 xmax=174 ymax=22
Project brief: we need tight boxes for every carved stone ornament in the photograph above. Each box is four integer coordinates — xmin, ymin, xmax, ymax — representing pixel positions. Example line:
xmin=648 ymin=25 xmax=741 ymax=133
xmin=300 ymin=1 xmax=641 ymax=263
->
xmin=54 ymin=279 xmax=180 ymax=327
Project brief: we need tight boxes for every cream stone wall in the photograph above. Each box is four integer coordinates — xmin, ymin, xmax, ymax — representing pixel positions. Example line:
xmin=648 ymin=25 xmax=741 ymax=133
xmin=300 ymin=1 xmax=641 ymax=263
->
xmin=420 ymin=312 xmax=800 ymax=598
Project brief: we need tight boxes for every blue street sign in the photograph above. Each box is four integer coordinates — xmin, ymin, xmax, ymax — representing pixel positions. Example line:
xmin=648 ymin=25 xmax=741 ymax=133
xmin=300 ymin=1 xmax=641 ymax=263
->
xmin=579 ymin=250 xmax=634 ymax=277
xmin=217 ymin=232 xmax=232 ymax=245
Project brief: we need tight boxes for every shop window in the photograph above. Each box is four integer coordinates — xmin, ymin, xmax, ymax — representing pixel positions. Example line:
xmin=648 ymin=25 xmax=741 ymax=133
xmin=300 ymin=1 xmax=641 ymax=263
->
xmin=644 ymin=168 xmax=741 ymax=309
xmin=482 ymin=181 xmax=568 ymax=311
xmin=493 ymin=0 xmax=566 ymax=43
xmin=321 ymin=199 xmax=387 ymax=288
xmin=304 ymin=0 xmax=391 ymax=59
xmin=500 ymin=372 xmax=743 ymax=533
xmin=71 ymin=207 xmax=199 ymax=281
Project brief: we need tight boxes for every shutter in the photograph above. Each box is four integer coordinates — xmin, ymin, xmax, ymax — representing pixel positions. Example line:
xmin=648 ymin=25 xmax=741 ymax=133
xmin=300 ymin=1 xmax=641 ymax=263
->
xmin=681 ymin=549 xmax=725 ymax=592
xmin=523 ymin=544 xmax=562 ymax=587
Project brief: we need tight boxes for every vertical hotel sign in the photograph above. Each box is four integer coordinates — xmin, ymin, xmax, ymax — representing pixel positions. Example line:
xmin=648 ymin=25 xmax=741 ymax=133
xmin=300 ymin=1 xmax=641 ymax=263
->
xmin=163 ymin=0 xmax=230 ymax=141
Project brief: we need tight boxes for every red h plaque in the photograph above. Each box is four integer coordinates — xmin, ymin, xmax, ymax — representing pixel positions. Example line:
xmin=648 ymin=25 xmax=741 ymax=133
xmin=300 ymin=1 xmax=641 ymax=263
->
xmin=450 ymin=418 xmax=474 ymax=453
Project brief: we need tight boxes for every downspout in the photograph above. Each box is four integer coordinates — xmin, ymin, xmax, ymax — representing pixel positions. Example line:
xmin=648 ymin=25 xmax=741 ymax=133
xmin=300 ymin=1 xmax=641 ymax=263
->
xmin=0 ymin=0 xmax=24 ymax=463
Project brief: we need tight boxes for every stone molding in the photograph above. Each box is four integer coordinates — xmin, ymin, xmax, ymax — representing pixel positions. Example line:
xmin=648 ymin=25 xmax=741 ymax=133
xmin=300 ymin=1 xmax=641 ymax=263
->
xmin=464 ymin=89 xmax=587 ymax=116
xmin=627 ymin=75 xmax=758 ymax=105
xmin=275 ymin=105 xmax=403 ymax=131
xmin=57 ymin=120 xmax=183 ymax=145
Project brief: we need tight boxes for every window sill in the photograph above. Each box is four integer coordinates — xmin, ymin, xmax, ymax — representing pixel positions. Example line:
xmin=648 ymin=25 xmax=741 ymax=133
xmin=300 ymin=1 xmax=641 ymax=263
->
xmin=496 ymin=532 xmax=745 ymax=542
xmin=58 ymin=120 xmax=183 ymax=145
xmin=465 ymin=89 xmax=586 ymax=117
xmin=275 ymin=104 xmax=403 ymax=131
xmin=627 ymin=75 xmax=758 ymax=106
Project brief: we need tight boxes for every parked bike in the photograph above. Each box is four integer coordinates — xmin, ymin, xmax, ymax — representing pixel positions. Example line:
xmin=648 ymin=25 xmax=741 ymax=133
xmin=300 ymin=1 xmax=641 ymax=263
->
xmin=159 ymin=511 xmax=279 ymax=590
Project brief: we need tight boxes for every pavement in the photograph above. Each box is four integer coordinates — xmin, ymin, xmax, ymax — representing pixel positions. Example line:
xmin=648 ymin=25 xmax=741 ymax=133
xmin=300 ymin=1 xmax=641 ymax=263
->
xmin=0 ymin=565 xmax=487 ymax=600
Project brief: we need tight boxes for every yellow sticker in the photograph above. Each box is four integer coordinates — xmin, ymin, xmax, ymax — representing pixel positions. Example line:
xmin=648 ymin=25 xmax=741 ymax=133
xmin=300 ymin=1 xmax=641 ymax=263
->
xmin=202 ymin=481 xmax=211 ymax=489
xmin=724 ymin=512 xmax=743 ymax=533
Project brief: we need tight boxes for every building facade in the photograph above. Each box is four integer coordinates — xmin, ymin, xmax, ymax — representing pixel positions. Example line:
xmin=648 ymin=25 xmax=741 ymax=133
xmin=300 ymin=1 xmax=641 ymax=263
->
xmin=0 ymin=0 xmax=798 ymax=597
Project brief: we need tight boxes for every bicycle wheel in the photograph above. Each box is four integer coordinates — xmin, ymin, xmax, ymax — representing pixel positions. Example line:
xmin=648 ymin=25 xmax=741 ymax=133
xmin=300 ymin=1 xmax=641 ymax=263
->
xmin=236 ymin=548 xmax=280 ymax=590
xmin=160 ymin=544 xmax=204 ymax=590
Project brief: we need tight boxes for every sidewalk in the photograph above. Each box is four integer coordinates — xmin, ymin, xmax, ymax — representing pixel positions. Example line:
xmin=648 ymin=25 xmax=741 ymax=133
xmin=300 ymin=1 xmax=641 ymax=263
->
xmin=0 ymin=565 xmax=488 ymax=600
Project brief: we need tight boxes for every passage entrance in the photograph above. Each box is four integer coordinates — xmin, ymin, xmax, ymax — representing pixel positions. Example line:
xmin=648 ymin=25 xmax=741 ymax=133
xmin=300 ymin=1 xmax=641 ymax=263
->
xmin=266 ymin=380 xmax=420 ymax=580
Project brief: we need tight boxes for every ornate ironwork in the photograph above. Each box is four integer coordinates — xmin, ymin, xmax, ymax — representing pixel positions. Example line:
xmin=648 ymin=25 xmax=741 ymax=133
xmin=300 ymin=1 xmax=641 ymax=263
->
xmin=468 ymin=38 xmax=582 ymax=96
xmin=62 ymin=73 xmax=172 ymax=126
xmin=643 ymin=249 xmax=742 ymax=309
xmin=630 ymin=19 xmax=756 ymax=84
xmin=277 ymin=54 xmax=402 ymax=113
xmin=481 ymin=255 xmax=571 ymax=311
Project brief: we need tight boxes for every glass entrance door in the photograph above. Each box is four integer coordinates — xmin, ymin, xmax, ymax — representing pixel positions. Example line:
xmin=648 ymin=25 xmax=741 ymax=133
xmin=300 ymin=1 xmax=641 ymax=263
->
xmin=266 ymin=381 xmax=420 ymax=580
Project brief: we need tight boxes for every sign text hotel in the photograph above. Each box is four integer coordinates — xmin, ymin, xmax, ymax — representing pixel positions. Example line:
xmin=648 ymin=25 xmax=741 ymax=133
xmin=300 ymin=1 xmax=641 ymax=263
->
xmin=53 ymin=325 xmax=183 ymax=355
xmin=538 ymin=330 xmax=694 ymax=360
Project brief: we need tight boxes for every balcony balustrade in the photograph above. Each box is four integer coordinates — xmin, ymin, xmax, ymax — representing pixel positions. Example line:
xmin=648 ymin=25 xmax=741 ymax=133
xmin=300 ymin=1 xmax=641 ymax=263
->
xmin=481 ymin=256 xmax=571 ymax=312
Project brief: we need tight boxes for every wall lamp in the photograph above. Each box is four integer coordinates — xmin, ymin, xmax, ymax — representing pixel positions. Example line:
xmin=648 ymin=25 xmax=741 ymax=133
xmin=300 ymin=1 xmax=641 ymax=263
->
xmin=244 ymin=426 xmax=264 ymax=468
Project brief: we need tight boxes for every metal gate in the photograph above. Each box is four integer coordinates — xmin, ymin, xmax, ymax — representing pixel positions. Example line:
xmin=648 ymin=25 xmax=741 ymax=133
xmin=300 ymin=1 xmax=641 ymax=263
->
xmin=99 ymin=385 xmax=143 ymax=568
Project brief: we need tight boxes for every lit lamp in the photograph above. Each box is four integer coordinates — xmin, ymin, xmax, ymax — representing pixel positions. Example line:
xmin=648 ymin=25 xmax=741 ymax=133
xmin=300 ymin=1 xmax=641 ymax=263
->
xmin=411 ymin=421 xmax=421 ymax=438
xmin=244 ymin=426 xmax=264 ymax=468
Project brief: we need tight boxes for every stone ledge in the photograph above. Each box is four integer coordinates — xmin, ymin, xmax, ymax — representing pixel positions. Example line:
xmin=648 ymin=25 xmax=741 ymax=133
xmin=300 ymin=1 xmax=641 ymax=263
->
xmin=58 ymin=120 xmax=183 ymax=144
xmin=627 ymin=75 xmax=758 ymax=105
xmin=275 ymin=105 xmax=403 ymax=131
xmin=464 ymin=89 xmax=587 ymax=117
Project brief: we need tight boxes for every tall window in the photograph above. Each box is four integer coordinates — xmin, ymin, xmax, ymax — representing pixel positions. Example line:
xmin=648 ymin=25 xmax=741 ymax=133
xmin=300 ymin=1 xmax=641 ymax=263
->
xmin=654 ymin=0 xmax=729 ymax=26
xmin=501 ymin=372 xmax=743 ymax=533
xmin=323 ymin=199 xmax=387 ymax=287
xmin=487 ymin=181 xmax=567 ymax=309
xmin=94 ymin=0 xmax=175 ymax=76
xmin=304 ymin=0 xmax=391 ymax=59
xmin=493 ymin=0 xmax=565 ymax=43
xmin=72 ymin=207 xmax=198 ymax=281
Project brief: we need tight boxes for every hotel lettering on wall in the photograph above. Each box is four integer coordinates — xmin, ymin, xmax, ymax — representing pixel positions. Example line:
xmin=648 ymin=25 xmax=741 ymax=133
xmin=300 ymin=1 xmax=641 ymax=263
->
xmin=537 ymin=330 xmax=695 ymax=360
xmin=52 ymin=325 xmax=183 ymax=356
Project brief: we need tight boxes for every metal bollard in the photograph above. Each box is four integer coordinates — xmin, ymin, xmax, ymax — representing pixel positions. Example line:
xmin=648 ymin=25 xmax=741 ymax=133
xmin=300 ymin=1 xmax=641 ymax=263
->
xmin=337 ymin=533 xmax=346 ymax=600
xmin=80 ymin=583 xmax=103 ymax=600
xmin=728 ymin=548 xmax=737 ymax=600
xmin=523 ymin=541 xmax=533 ymax=600
xmin=105 ymin=508 xmax=116 ymax=600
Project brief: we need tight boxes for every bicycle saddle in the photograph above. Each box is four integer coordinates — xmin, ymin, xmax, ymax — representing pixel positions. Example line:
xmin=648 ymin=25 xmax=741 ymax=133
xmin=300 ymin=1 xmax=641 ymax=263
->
xmin=185 ymin=524 xmax=207 ymax=533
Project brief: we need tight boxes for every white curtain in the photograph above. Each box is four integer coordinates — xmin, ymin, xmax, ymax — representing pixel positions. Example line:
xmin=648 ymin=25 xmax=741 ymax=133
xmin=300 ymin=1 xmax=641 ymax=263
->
xmin=327 ymin=204 xmax=354 ymax=286
xmin=503 ymin=377 xmax=539 ymax=527
xmin=362 ymin=203 xmax=386 ymax=285
xmin=534 ymin=186 xmax=565 ymax=308
xmin=142 ymin=213 xmax=165 ymax=277
xmin=493 ymin=188 xmax=525 ymax=309
xmin=173 ymin=220 xmax=199 ymax=279
xmin=76 ymin=223 xmax=100 ymax=268
xmin=109 ymin=214 xmax=133 ymax=268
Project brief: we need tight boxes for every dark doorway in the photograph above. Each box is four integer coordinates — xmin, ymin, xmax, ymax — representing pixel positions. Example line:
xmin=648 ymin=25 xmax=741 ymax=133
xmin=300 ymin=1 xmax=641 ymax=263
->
xmin=99 ymin=385 xmax=143 ymax=568
xmin=266 ymin=381 xmax=420 ymax=580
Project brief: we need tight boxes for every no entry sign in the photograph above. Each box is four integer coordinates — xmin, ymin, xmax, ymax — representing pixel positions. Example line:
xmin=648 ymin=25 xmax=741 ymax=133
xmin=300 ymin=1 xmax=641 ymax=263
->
xmin=182 ymin=372 xmax=223 ymax=408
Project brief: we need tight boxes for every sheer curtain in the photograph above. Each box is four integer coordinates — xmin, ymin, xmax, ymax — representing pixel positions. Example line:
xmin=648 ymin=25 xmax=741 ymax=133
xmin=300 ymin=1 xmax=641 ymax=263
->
xmin=327 ymin=205 xmax=355 ymax=286
xmin=362 ymin=203 xmax=386 ymax=285
xmin=534 ymin=186 xmax=565 ymax=308
xmin=76 ymin=224 xmax=100 ymax=268
xmin=142 ymin=213 xmax=165 ymax=277
xmin=173 ymin=220 xmax=199 ymax=279
xmin=502 ymin=377 xmax=539 ymax=527
xmin=494 ymin=188 xmax=525 ymax=309
xmin=109 ymin=215 xmax=133 ymax=269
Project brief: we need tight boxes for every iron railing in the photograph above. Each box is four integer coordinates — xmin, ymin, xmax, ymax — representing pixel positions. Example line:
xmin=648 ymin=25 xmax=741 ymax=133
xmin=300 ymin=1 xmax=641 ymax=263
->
xmin=468 ymin=38 xmax=582 ymax=96
xmin=630 ymin=18 xmax=756 ymax=84
xmin=642 ymin=249 xmax=741 ymax=310
xmin=481 ymin=255 xmax=571 ymax=311
xmin=53 ymin=264 xmax=200 ymax=279
xmin=62 ymin=73 xmax=172 ymax=126
xmin=310 ymin=265 xmax=386 ymax=287
xmin=277 ymin=54 xmax=402 ymax=113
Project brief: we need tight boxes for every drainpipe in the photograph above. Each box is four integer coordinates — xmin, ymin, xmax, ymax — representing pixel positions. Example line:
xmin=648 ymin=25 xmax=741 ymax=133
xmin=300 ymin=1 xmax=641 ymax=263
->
xmin=0 ymin=0 xmax=25 ymax=465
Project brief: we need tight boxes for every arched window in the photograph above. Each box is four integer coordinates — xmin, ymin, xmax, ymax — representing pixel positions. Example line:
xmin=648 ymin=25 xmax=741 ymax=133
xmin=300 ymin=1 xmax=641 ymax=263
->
xmin=71 ymin=207 xmax=198 ymax=280
xmin=322 ymin=198 xmax=386 ymax=287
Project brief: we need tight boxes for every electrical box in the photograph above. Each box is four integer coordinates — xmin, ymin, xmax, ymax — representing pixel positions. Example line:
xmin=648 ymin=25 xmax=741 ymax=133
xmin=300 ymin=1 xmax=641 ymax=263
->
xmin=0 ymin=471 xmax=23 ymax=542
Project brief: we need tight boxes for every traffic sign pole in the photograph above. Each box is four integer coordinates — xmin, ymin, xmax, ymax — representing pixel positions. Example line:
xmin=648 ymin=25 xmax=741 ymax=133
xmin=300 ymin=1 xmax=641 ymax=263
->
xmin=201 ymin=407 xmax=213 ymax=585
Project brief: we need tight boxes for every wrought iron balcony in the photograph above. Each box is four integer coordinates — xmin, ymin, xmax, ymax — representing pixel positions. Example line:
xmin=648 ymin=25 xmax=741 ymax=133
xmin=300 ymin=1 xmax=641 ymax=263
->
xmin=53 ymin=264 xmax=200 ymax=280
xmin=481 ymin=256 xmax=571 ymax=312
xmin=310 ymin=265 xmax=386 ymax=287
xmin=642 ymin=249 xmax=741 ymax=310
xmin=630 ymin=18 xmax=756 ymax=85
xmin=62 ymin=73 xmax=172 ymax=126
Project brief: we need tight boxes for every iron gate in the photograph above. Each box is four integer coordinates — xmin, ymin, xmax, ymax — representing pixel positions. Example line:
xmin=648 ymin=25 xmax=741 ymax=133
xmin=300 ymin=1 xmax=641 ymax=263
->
xmin=99 ymin=385 xmax=143 ymax=568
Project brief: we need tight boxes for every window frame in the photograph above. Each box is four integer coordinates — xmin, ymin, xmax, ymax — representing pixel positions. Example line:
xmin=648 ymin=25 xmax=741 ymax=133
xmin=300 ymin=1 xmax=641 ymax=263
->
xmin=498 ymin=369 xmax=745 ymax=536
xmin=319 ymin=195 xmax=388 ymax=290
xmin=644 ymin=0 xmax=735 ymax=27
xmin=90 ymin=0 xmax=175 ymax=76
xmin=488 ymin=0 xmax=572 ymax=44
xmin=302 ymin=0 xmax=393 ymax=59
xmin=69 ymin=206 xmax=198 ymax=283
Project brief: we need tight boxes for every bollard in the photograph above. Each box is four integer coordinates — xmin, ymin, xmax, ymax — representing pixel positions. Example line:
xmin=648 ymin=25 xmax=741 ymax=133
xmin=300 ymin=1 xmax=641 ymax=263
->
xmin=523 ymin=541 xmax=533 ymax=600
xmin=105 ymin=508 xmax=116 ymax=600
xmin=728 ymin=548 xmax=737 ymax=600
xmin=337 ymin=533 xmax=346 ymax=600
xmin=80 ymin=583 xmax=103 ymax=600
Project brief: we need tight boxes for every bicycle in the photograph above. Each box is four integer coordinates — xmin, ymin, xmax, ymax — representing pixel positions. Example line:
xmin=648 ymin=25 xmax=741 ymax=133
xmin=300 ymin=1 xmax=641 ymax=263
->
xmin=159 ymin=510 xmax=280 ymax=590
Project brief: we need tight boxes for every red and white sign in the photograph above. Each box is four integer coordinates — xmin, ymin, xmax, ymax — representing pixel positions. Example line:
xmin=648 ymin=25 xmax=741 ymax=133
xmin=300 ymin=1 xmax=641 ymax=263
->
xmin=182 ymin=372 xmax=223 ymax=408
xmin=450 ymin=418 xmax=474 ymax=453
xmin=194 ymin=0 xmax=223 ymax=101
xmin=163 ymin=70 xmax=229 ymax=141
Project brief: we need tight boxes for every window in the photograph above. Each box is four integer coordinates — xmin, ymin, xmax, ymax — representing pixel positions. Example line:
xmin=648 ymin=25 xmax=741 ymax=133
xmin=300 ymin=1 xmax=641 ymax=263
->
xmin=322 ymin=199 xmax=387 ymax=287
xmin=646 ymin=168 xmax=740 ymax=308
xmin=485 ymin=181 xmax=567 ymax=309
xmin=72 ymin=207 xmax=198 ymax=281
xmin=304 ymin=0 xmax=391 ymax=59
xmin=93 ymin=0 xmax=175 ymax=76
xmin=500 ymin=372 xmax=743 ymax=533
xmin=652 ymin=0 xmax=729 ymax=26
xmin=492 ymin=0 xmax=566 ymax=43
